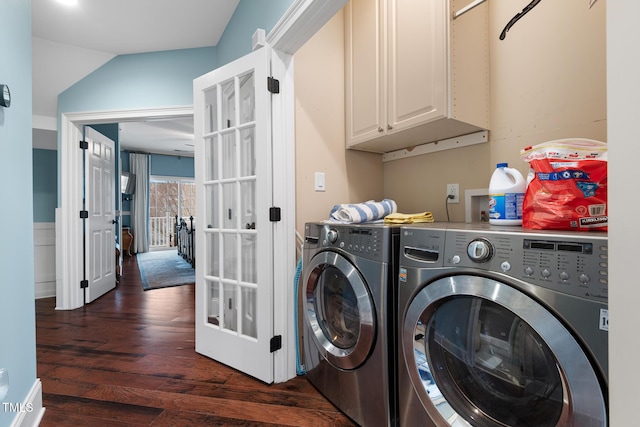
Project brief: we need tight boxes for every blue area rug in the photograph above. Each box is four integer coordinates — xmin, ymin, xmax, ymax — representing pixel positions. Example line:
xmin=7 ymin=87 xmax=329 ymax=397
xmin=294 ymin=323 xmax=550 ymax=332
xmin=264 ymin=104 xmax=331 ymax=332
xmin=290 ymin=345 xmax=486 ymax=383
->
xmin=137 ymin=250 xmax=195 ymax=291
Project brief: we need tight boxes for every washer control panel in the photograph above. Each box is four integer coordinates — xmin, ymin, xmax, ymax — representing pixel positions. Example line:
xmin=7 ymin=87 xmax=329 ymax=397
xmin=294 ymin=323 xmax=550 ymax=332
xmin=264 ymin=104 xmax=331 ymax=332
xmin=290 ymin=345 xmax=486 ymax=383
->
xmin=305 ymin=222 xmax=397 ymax=262
xmin=444 ymin=229 xmax=608 ymax=302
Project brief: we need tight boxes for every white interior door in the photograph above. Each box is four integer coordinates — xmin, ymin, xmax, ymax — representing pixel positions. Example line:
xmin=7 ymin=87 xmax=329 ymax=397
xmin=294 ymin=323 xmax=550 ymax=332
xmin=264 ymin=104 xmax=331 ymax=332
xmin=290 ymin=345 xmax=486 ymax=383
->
xmin=85 ymin=126 xmax=117 ymax=303
xmin=194 ymin=46 xmax=275 ymax=383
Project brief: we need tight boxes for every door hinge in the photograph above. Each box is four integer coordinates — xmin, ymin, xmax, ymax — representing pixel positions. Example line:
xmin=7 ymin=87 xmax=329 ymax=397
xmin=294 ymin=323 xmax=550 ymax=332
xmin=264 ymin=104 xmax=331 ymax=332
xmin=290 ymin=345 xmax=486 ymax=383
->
xmin=79 ymin=140 xmax=88 ymax=150
xmin=270 ymin=335 xmax=282 ymax=353
xmin=269 ymin=207 xmax=281 ymax=222
xmin=79 ymin=210 xmax=88 ymax=219
xmin=267 ymin=76 xmax=280 ymax=94
xmin=80 ymin=280 xmax=88 ymax=289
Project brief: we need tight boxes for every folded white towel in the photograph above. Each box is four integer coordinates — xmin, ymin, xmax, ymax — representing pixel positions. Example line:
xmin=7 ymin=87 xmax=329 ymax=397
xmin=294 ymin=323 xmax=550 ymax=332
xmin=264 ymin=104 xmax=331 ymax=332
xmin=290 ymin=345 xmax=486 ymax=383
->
xmin=329 ymin=199 xmax=397 ymax=223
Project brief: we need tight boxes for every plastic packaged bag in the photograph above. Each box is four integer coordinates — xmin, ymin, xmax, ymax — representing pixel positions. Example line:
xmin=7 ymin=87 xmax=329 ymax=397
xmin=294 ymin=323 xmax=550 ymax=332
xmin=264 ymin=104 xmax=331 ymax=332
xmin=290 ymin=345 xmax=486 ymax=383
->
xmin=520 ymin=139 xmax=607 ymax=231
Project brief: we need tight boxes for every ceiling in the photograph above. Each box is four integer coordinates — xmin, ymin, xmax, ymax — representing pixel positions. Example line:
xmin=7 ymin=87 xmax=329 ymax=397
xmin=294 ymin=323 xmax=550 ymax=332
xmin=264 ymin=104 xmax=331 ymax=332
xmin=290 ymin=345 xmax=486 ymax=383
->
xmin=32 ymin=0 xmax=241 ymax=156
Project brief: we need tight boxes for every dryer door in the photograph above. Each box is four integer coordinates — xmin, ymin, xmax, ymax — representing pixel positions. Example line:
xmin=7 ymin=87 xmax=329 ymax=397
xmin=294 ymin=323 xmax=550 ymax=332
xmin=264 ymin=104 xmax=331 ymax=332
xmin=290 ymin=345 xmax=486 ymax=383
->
xmin=403 ymin=274 xmax=606 ymax=427
xmin=304 ymin=251 xmax=375 ymax=370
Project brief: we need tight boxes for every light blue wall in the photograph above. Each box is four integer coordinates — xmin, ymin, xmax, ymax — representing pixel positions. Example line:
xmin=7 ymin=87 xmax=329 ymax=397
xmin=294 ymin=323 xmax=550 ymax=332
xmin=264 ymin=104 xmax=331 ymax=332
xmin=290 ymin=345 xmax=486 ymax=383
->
xmin=59 ymin=46 xmax=217 ymax=116
xmin=121 ymin=152 xmax=193 ymax=177
xmin=57 ymin=47 xmax=215 ymax=207
xmin=57 ymin=0 xmax=295 ymax=208
xmin=32 ymin=124 xmax=120 ymax=224
xmin=32 ymin=128 xmax=58 ymax=224
xmin=150 ymin=154 xmax=195 ymax=177
xmin=0 ymin=1 xmax=36 ymax=426
xmin=57 ymin=0 xmax=295 ymax=118
xmin=216 ymin=0 xmax=295 ymax=65
xmin=33 ymin=149 xmax=57 ymax=222
xmin=89 ymin=123 xmax=119 ymax=142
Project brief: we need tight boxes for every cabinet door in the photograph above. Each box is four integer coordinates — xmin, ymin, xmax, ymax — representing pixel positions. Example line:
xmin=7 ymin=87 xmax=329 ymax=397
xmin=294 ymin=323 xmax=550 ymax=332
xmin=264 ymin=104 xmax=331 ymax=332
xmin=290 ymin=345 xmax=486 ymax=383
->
xmin=345 ymin=0 xmax=386 ymax=147
xmin=387 ymin=0 xmax=448 ymax=132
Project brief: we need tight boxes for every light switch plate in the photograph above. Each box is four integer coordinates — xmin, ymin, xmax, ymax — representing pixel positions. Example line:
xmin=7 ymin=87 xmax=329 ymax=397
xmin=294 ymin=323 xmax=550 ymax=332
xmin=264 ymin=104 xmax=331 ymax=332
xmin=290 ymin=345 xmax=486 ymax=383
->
xmin=315 ymin=172 xmax=326 ymax=192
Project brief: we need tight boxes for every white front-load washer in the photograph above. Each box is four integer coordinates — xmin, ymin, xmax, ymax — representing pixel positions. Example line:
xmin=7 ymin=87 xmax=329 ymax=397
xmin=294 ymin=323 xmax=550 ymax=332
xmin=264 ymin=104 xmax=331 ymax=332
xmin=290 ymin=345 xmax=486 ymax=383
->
xmin=397 ymin=223 xmax=608 ymax=426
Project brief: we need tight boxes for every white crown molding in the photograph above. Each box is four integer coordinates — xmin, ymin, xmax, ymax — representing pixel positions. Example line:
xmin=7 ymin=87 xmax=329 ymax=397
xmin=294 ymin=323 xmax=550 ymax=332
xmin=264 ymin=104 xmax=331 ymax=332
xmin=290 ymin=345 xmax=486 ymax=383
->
xmin=62 ymin=106 xmax=193 ymax=125
xmin=267 ymin=0 xmax=347 ymax=54
xmin=32 ymin=115 xmax=57 ymax=131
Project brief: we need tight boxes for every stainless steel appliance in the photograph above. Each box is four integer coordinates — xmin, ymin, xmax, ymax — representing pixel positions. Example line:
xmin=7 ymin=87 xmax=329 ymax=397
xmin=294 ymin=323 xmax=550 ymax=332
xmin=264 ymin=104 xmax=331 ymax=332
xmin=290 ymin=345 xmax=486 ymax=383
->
xmin=398 ymin=223 xmax=608 ymax=426
xmin=302 ymin=222 xmax=400 ymax=426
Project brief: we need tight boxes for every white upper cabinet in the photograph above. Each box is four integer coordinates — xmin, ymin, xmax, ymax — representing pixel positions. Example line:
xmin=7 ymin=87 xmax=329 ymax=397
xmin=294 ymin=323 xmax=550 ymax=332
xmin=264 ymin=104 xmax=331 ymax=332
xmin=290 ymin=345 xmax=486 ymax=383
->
xmin=345 ymin=0 xmax=489 ymax=153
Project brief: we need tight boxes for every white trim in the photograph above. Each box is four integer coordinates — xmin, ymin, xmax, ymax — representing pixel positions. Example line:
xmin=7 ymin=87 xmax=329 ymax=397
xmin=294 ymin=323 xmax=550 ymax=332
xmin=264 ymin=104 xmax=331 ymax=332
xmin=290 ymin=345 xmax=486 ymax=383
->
xmin=32 ymin=115 xmax=57 ymax=131
xmin=56 ymin=118 xmax=85 ymax=310
xmin=9 ymin=378 xmax=45 ymax=427
xmin=267 ymin=0 xmax=348 ymax=54
xmin=270 ymin=50 xmax=297 ymax=382
xmin=453 ymin=0 xmax=488 ymax=19
xmin=33 ymin=223 xmax=56 ymax=245
xmin=57 ymin=106 xmax=194 ymax=310
xmin=34 ymin=223 xmax=56 ymax=299
xmin=381 ymin=130 xmax=489 ymax=162
xmin=265 ymin=0 xmax=346 ymax=382
xmin=62 ymin=106 xmax=193 ymax=125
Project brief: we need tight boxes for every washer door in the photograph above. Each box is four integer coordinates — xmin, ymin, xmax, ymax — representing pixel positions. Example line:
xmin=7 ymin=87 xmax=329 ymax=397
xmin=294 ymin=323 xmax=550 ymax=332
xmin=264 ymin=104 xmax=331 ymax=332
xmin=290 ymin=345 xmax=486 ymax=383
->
xmin=304 ymin=251 xmax=375 ymax=370
xmin=403 ymin=275 xmax=606 ymax=427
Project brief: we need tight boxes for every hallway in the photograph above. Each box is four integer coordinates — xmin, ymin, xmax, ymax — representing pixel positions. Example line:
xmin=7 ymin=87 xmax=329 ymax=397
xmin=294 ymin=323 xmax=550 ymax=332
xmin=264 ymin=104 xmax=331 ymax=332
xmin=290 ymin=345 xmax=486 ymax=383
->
xmin=36 ymin=256 xmax=354 ymax=426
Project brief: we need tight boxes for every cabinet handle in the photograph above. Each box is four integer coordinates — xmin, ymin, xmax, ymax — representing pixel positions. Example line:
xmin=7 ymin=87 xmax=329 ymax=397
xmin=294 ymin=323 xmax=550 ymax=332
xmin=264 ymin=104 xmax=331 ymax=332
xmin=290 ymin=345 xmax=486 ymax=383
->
xmin=378 ymin=127 xmax=384 ymax=133
xmin=387 ymin=124 xmax=393 ymax=130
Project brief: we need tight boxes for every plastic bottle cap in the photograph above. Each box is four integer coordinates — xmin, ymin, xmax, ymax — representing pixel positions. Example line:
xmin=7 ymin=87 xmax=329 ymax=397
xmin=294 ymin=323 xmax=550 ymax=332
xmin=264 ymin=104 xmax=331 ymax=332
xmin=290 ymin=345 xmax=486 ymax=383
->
xmin=497 ymin=162 xmax=508 ymax=168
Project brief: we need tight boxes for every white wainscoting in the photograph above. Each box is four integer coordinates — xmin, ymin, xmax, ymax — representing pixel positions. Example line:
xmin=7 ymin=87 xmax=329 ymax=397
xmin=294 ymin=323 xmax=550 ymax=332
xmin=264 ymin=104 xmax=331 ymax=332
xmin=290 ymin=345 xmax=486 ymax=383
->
xmin=9 ymin=378 xmax=45 ymax=427
xmin=34 ymin=223 xmax=56 ymax=299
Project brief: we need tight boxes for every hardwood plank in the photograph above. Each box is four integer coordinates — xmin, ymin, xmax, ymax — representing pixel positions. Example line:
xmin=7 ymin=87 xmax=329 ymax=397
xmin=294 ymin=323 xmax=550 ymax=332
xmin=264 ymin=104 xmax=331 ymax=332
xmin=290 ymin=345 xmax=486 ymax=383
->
xmin=43 ymin=394 xmax=162 ymax=426
xmin=80 ymin=383 xmax=352 ymax=427
xmin=37 ymin=254 xmax=356 ymax=426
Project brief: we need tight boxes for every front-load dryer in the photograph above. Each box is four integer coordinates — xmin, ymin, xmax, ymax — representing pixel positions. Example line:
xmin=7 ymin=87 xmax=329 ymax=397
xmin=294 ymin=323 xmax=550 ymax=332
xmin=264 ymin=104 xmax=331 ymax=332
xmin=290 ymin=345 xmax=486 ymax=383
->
xmin=302 ymin=222 xmax=400 ymax=426
xmin=397 ymin=223 xmax=608 ymax=426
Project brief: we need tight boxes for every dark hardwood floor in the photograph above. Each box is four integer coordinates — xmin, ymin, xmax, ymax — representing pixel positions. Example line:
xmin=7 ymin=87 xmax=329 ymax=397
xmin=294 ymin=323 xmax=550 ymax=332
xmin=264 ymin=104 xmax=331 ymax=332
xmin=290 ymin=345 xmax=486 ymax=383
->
xmin=36 ymin=255 xmax=355 ymax=426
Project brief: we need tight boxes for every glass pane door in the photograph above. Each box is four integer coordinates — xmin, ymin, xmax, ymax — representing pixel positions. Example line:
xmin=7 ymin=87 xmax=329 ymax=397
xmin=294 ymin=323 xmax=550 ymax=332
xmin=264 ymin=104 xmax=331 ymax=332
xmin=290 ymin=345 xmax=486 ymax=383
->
xmin=194 ymin=45 xmax=273 ymax=383
xmin=204 ymin=70 xmax=258 ymax=338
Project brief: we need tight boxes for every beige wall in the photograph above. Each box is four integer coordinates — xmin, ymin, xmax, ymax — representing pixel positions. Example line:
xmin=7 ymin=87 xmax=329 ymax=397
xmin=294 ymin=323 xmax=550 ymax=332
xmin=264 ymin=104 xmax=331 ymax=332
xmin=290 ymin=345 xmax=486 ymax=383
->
xmin=294 ymin=8 xmax=384 ymax=235
xmin=294 ymin=1 xmax=605 ymax=227
xmin=384 ymin=1 xmax=606 ymax=222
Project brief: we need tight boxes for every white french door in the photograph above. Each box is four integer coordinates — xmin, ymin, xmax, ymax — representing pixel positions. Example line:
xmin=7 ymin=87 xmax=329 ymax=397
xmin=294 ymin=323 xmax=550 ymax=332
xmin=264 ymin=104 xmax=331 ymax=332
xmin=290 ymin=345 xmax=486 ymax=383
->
xmin=84 ymin=127 xmax=117 ymax=303
xmin=194 ymin=46 xmax=275 ymax=383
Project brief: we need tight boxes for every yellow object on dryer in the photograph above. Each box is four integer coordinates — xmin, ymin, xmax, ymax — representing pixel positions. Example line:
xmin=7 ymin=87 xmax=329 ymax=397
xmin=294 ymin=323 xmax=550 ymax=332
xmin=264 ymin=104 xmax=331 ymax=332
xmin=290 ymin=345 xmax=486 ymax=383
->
xmin=384 ymin=212 xmax=434 ymax=224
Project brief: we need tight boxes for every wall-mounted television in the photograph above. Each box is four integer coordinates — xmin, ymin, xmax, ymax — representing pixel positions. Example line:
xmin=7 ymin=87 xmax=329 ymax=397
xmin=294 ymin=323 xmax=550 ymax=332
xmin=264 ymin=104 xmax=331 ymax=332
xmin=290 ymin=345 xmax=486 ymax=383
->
xmin=121 ymin=171 xmax=136 ymax=195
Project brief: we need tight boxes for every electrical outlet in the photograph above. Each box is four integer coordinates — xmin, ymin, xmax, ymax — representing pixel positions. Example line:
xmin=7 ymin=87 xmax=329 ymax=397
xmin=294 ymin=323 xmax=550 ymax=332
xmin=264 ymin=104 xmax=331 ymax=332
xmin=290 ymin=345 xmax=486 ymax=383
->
xmin=447 ymin=183 xmax=460 ymax=204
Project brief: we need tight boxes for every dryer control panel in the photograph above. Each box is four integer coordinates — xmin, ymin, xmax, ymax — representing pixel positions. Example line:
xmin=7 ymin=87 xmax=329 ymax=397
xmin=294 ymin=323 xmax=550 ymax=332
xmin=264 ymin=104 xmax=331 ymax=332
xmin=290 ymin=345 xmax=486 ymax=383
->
xmin=444 ymin=229 xmax=608 ymax=303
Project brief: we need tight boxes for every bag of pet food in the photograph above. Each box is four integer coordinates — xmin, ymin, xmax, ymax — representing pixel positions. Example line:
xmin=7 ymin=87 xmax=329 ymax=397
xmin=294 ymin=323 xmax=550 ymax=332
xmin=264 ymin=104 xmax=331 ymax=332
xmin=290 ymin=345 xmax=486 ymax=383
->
xmin=520 ymin=139 xmax=607 ymax=231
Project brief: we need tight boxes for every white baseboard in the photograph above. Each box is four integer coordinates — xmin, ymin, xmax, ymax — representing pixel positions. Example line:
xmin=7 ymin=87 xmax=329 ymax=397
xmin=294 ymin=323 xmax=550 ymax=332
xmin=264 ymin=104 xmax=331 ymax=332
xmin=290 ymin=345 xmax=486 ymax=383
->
xmin=9 ymin=378 xmax=45 ymax=427
xmin=34 ymin=282 xmax=56 ymax=299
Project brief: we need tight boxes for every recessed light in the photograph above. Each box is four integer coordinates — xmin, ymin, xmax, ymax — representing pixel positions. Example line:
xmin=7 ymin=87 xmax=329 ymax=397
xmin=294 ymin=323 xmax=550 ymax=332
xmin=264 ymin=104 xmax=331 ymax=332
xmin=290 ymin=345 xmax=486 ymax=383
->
xmin=56 ymin=0 xmax=78 ymax=6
